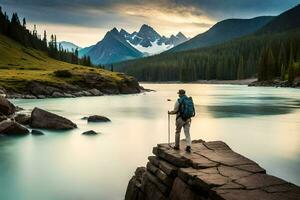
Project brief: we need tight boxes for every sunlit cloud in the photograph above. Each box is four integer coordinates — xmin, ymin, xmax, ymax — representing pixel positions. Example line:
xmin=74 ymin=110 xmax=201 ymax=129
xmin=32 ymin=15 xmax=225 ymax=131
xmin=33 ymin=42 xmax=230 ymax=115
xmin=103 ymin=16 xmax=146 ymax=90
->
xmin=115 ymin=3 xmax=214 ymax=37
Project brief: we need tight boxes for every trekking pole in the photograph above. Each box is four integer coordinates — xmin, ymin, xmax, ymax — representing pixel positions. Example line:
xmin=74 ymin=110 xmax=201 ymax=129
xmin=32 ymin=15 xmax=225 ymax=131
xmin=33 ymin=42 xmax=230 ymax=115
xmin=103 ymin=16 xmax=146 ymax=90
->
xmin=168 ymin=113 xmax=171 ymax=147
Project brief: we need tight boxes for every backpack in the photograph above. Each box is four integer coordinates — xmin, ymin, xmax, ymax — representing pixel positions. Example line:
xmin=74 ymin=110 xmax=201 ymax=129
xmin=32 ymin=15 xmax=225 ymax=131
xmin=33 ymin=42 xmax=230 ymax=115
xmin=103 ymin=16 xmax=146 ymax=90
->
xmin=178 ymin=96 xmax=195 ymax=120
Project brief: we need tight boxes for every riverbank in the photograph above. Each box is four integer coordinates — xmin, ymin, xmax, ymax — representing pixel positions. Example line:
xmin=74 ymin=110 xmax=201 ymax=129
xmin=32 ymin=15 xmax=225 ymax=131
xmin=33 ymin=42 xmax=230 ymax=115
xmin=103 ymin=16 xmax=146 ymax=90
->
xmin=141 ymin=79 xmax=257 ymax=85
xmin=248 ymin=78 xmax=300 ymax=89
xmin=142 ymin=78 xmax=300 ymax=89
xmin=0 ymin=34 xmax=142 ymax=99
xmin=126 ymin=140 xmax=300 ymax=200
xmin=0 ymin=75 xmax=143 ymax=99
xmin=196 ymin=79 xmax=257 ymax=85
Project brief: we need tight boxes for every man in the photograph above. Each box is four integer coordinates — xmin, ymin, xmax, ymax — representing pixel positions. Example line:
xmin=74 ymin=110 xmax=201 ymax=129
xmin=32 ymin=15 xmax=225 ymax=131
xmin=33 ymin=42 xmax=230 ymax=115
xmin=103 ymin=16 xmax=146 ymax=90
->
xmin=168 ymin=89 xmax=195 ymax=153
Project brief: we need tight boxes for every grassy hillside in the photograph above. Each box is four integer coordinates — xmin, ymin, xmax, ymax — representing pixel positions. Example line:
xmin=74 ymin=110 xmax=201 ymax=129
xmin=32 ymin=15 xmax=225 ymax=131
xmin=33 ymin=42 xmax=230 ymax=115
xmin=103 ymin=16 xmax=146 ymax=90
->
xmin=0 ymin=34 xmax=126 ymax=92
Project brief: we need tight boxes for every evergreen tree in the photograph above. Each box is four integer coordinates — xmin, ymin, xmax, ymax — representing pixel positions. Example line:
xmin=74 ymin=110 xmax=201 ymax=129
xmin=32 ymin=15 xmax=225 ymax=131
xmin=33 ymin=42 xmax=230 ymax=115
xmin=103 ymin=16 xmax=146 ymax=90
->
xmin=288 ymin=64 xmax=295 ymax=83
xmin=22 ymin=18 xmax=26 ymax=29
xmin=288 ymin=43 xmax=295 ymax=83
xmin=280 ymin=64 xmax=286 ymax=81
xmin=43 ymin=30 xmax=47 ymax=49
xmin=74 ymin=48 xmax=79 ymax=64
xmin=237 ymin=56 xmax=245 ymax=79
xmin=266 ymin=47 xmax=275 ymax=80
xmin=87 ymin=56 xmax=91 ymax=66
xmin=258 ymin=48 xmax=267 ymax=81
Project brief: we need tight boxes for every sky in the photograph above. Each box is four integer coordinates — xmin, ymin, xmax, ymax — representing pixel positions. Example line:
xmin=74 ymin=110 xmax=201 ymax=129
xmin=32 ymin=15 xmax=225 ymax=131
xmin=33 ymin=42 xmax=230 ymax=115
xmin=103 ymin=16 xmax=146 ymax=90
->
xmin=0 ymin=0 xmax=299 ymax=47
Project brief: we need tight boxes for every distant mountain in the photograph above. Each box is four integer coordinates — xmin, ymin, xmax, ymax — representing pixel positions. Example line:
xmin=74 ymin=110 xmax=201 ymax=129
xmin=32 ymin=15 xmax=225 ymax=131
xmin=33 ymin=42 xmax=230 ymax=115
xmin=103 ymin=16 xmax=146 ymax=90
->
xmin=82 ymin=28 xmax=143 ymax=65
xmin=124 ymin=24 xmax=188 ymax=55
xmin=257 ymin=4 xmax=300 ymax=34
xmin=79 ymin=25 xmax=187 ymax=64
xmin=78 ymin=45 xmax=94 ymax=58
xmin=169 ymin=16 xmax=274 ymax=53
xmin=58 ymin=41 xmax=81 ymax=52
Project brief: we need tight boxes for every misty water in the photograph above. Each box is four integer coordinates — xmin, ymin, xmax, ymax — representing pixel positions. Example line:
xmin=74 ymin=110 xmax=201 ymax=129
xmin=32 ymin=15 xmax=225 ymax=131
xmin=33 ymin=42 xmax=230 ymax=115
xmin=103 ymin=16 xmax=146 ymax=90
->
xmin=0 ymin=84 xmax=300 ymax=200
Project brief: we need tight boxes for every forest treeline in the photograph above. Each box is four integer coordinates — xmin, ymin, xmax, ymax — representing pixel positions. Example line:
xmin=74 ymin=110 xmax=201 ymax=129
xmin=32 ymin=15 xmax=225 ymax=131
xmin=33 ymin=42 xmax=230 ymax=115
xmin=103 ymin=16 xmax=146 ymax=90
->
xmin=0 ymin=7 xmax=92 ymax=66
xmin=116 ymin=30 xmax=300 ymax=82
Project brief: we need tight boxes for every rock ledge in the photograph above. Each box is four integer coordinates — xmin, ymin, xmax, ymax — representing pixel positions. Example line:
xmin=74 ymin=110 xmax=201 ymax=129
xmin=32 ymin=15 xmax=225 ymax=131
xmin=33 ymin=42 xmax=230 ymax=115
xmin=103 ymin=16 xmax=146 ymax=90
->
xmin=125 ymin=140 xmax=300 ymax=200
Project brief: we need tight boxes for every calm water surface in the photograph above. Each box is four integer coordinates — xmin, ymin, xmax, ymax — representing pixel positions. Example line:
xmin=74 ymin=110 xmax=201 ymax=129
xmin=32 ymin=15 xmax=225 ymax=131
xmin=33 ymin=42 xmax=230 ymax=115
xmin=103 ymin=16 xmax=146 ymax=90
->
xmin=0 ymin=84 xmax=300 ymax=200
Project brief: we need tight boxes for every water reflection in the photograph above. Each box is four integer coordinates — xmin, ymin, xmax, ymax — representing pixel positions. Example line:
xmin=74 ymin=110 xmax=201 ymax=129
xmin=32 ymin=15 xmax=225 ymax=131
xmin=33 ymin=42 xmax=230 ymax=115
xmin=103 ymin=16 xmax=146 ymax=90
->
xmin=204 ymin=105 xmax=294 ymax=118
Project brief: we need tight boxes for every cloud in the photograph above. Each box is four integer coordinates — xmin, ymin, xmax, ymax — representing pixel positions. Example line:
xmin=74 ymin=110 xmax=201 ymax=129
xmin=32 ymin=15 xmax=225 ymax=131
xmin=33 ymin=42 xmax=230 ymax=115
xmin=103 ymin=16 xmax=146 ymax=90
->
xmin=0 ymin=0 xmax=298 ymax=46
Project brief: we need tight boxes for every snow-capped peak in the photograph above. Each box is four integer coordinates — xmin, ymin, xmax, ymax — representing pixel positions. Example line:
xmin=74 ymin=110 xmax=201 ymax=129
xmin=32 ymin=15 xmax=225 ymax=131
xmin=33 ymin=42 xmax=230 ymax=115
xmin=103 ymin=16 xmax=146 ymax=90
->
xmin=122 ymin=24 xmax=188 ymax=55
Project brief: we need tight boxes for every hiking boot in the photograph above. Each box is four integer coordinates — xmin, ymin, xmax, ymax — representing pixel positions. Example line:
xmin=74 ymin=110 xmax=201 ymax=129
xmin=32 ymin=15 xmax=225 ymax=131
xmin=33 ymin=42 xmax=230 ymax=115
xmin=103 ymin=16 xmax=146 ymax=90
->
xmin=173 ymin=146 xmax=180 ymax=150
xmin=185 ymin=146 xmax=191 ymax=153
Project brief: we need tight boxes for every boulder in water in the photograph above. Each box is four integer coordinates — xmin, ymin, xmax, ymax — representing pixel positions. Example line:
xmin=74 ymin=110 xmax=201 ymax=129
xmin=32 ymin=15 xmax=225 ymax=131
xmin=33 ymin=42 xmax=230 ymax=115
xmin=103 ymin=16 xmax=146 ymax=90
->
xmin=31 ymin=129 xmax=44 ymax=135
xmin=14 ymin=114 xmax=31 ymax=125
xmin=87 ymin=115 xmax=111 ymax=122
xmin=30 ymin=107 xmax=77 ymax=130
xmin=0 ymin=96 xmax=16 ymax=115
xmin=0 ymin=120 xmax=30 ymax=136
xmin=82 ymin=130 xmax=98 ymax=135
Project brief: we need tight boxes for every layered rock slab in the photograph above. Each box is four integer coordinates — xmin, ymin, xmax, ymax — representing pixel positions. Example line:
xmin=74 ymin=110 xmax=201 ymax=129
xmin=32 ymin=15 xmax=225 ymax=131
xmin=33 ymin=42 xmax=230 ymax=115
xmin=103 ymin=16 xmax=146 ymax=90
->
xmin=125 ymin=140 xmax=300 ymax=200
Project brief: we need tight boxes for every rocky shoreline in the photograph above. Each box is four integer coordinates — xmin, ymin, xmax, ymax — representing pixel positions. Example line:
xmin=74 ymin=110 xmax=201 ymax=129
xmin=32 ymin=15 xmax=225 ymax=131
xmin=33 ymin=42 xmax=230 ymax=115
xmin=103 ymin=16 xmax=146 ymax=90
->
xmin=125 ymin=140 xmax=300 ymax=200
xmin=0 ymin=96 xmax=111 ymax=136
xmin=0 ymin=72 xmax=145 ymax=99
xmin=248 ymin=79 xmax=300 ymax=89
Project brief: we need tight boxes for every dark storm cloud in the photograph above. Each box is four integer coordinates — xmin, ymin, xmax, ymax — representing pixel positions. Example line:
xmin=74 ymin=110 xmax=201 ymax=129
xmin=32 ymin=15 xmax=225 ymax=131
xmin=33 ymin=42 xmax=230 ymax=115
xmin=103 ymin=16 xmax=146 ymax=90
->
xmin=179 ymin=0 xmax=300 ymax=18
xmin=0 ymin=0 xmax=134 ymax=27
xmin=1 ymin=0 xmax=299 ymax=26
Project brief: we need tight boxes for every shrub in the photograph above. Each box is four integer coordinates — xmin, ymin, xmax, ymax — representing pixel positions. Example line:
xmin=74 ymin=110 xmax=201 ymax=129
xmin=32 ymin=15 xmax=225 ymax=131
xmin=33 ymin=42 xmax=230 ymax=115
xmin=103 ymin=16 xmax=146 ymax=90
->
xmin=53 ymin=70 xmax=72 ymax=78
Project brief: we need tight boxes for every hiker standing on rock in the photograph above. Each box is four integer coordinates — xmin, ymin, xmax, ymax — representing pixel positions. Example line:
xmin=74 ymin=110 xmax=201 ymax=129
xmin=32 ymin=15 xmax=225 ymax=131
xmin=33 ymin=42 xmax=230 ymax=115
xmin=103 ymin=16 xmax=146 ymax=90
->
xmin=168 ymin=89 xmax=195 ymax=152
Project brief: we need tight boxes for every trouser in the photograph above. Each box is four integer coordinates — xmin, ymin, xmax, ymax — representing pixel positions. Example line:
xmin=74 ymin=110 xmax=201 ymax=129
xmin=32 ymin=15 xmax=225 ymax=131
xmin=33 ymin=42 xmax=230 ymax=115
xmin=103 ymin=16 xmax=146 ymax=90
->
xmin=175 ymin=117 xmax=191 ymax=148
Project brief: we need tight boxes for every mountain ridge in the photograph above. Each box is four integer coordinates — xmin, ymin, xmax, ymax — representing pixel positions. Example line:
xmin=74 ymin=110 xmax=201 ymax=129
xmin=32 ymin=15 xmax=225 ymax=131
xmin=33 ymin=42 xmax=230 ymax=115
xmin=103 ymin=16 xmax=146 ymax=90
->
xmin=168 ymin=16 xmax=274 ymax=53
xmin=257 ymin=4 xmax=300 ymax=34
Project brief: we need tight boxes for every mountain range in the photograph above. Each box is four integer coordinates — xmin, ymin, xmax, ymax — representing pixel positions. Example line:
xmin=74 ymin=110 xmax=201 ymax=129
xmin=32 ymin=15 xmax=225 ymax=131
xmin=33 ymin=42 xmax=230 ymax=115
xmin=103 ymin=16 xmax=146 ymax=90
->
xmin=115 ymin=4 xmax=300 ymax=82
xmin=78 ymin=15 xmax=275 ymax=65
xmin=78 ymin=25 xmax=188 ymax=65
xmin=58 ymin=41 xmax=81 ymax=52
xmin=81 ymin=28 xmax=143 ymax=65
xmin=74 ymin=4 xmax=299 ymax=68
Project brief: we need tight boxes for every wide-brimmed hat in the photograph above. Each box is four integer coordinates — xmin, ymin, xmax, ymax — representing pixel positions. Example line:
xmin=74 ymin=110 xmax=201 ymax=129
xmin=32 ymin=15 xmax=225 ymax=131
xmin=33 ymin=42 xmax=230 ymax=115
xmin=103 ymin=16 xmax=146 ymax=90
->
xmin=177 ymin=89 xmax=186 ymax=95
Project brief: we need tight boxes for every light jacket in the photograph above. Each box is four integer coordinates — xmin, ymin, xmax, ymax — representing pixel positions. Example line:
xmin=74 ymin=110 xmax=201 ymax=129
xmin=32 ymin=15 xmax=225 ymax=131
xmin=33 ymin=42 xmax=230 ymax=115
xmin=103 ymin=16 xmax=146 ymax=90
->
xmin=169 ymin=95 xmax=187 ymax=118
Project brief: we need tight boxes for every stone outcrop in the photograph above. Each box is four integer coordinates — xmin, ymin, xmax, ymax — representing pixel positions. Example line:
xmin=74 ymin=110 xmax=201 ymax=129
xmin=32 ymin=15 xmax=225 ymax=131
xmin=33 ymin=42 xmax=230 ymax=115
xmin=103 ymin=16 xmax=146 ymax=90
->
xmin=0 ymin=96 xmax=16 ymax=115
xmin=14 ymin=114 xmax=31 ymax=125
xmin=5 ymin=72 xmax=142 ymax=99
xmin=125 ymin=140 xmax=300 ymax=200
xmin=0 ymin=120 xmax=30 ymax=135
xmin=30 ymin=107 xmax=77 ymax=130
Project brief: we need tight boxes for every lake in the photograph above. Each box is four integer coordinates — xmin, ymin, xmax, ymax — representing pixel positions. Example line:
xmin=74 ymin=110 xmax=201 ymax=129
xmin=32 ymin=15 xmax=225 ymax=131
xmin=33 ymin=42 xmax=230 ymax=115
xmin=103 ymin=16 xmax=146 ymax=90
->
xmin=1 ymin=84 xmax=300 ymax=200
